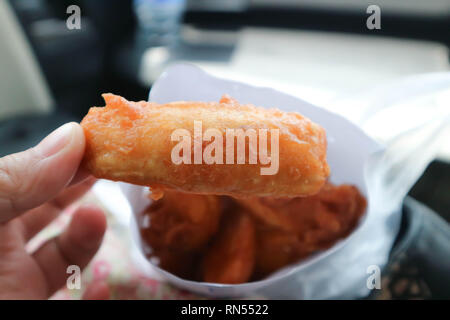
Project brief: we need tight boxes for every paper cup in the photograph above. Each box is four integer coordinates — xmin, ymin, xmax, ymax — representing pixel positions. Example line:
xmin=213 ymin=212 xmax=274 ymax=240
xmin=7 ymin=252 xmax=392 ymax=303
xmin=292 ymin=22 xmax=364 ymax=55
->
xmin=95 ymin=64 xmax=402 ymax=299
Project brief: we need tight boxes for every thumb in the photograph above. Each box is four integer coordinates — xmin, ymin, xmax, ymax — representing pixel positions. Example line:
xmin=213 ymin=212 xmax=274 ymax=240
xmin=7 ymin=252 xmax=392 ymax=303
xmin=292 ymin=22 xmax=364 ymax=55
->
xmin=0 ymin=122 xmax=85 ymax=223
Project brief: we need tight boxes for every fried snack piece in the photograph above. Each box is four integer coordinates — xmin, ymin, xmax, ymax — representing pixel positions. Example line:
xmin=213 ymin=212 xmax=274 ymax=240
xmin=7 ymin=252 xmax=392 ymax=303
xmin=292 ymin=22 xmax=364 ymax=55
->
xmin=202 ymin=210 xmax=256 ymax=284
xmin=235 ymin=197 xmax=294 ymax=231
xmin=254 ymin=228 xmax=311 ymax=278
xmin=251 ymin=183 xmax=367 ymax=278
xmin=141 ymin=190 xmax=222 ymax=252
xmin=148 ymin=248 xmax=199 ymax=280
xmin=238 ymin=183 xmax=366 ymax=234
xmin=81 ymin=94 xmax=329 ymax=198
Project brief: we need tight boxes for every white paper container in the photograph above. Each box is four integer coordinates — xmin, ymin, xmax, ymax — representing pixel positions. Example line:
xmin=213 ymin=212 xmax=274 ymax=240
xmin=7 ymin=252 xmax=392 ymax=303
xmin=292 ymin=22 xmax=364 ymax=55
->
xmin=94 ymin=64 xmax=449 ymax=299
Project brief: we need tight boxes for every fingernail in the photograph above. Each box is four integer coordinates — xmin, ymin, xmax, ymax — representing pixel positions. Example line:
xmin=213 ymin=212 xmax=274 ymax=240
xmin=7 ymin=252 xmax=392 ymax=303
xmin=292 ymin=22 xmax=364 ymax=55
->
xmin=36 ymin=123 xmax=76 ymax=157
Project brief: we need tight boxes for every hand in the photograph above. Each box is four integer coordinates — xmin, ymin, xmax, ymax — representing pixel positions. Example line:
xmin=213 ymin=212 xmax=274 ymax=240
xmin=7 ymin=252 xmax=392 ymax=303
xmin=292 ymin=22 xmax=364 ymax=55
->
xmin=0 ymin=123 xmax=107 ymax=299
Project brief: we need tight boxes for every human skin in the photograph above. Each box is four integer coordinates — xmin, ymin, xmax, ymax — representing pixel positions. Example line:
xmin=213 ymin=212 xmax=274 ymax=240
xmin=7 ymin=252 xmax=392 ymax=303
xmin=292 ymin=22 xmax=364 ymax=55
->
xmin=81 ymin=94 xmax=329 ymax=198
xmin=0 ymin=123 xmax=107 ymax=299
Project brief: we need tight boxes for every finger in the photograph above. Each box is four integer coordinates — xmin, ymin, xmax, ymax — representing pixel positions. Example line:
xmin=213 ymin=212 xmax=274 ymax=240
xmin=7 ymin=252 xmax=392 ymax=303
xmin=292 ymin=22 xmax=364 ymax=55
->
xmin=0 ymin=123 xmax=86 ymax=223
xmin=32 ymin=206 xmax=106 ymax=296
xmin=21 ymin=176 xmax=97 ymax=241
xmin=82 ymin=281 xmax=110 ymax=300
xmin=68 ymin=168 xmax=92 ymax=187
xmin=50 ymin=176 xmax=97 ymax=209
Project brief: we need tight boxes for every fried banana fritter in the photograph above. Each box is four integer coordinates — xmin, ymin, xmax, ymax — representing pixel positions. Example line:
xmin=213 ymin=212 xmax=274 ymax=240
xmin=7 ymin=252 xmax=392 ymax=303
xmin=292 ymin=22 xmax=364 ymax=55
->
xmin=81 ymin=94 xmax=329 ymax=198
xmin=140 ymin=184 xmax=366 ymax=283
xmin=252 ymin=183 xmax=367 ymax=277
xmin=141 ymin=190 xmax=222 ymax=252
xmin=202 ymin=210 xmax=256 ymax=284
